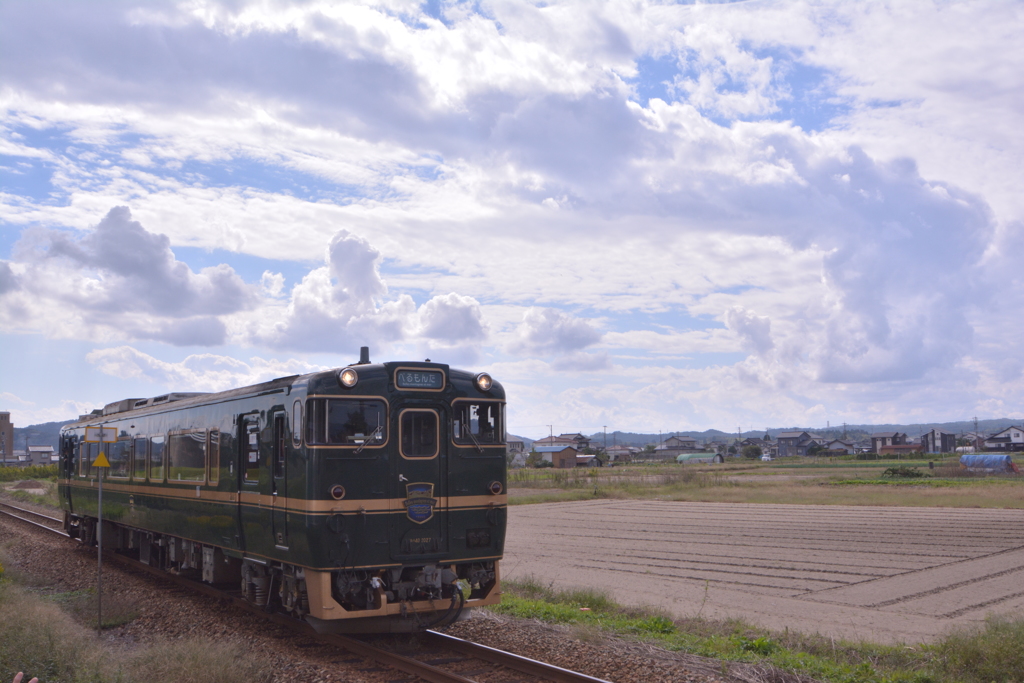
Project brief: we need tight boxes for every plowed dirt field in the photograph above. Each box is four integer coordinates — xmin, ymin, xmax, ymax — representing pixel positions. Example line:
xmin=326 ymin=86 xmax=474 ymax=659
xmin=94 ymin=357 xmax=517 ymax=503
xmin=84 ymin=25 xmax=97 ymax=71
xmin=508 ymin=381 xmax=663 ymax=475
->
xmin=505 ymin=500 xmax=1024 ymax=643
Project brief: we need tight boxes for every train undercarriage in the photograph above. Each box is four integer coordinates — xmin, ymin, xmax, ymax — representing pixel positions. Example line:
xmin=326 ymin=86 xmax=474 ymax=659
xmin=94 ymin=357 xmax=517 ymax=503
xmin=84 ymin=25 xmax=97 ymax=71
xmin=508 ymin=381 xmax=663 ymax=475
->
xmin=65 ymin=512 xmax=500 ymax=633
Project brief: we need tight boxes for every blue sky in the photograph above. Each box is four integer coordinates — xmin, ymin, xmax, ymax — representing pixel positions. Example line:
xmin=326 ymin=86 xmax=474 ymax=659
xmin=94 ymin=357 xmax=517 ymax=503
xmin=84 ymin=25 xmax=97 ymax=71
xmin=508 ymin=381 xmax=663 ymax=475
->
xmin=1 ymin=0 xmax=1022 ymax=437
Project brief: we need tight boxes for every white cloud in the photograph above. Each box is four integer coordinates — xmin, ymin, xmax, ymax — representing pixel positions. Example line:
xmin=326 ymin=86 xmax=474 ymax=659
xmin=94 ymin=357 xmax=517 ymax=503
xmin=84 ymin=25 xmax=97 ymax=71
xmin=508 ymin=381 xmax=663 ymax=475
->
xmin=508 ymin=307 xmax=602 ymax=357
xmin=725 ymin=307 xmax=773 ymax=356
xmin=418 ymin=292 xmax=487 ymax=344
xmin=0 ymin=206 xmax=254 ymax=345
xmin=86 ymin=346 xmax=327 ymax=393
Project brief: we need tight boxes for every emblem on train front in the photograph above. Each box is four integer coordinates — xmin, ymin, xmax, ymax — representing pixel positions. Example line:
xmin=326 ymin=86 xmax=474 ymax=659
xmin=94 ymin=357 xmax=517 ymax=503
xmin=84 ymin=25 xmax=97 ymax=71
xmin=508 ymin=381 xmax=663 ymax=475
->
xmin=404 ymin=482 xmax=437 ymax=524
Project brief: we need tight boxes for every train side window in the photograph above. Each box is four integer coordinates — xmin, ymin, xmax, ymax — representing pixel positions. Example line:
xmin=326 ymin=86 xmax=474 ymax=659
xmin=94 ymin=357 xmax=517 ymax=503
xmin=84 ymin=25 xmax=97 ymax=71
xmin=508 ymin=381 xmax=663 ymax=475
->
xmin=452 ymin=402 xmax=503 ymax=445
xmin=167 ymin=430 xmax=207 ymax=483
xmin=291 ymin=401 xmax=302 ymax=447
xmin=150 ymin=435 xmax=166 ymax=482
xmin=133 ymin=437 xmax=148 ymax=480
xmin=208 ymin=430 xmax=220 ymax=486
xmin=244 ymin=421 xmax=260 ymax=483
xmin=107 ymin=438 xmax=131 ymax=479
xmin=400 ymin=409 xmax=438 ymax=459
xmin=273 ymin=415 xmax=285 ymax=479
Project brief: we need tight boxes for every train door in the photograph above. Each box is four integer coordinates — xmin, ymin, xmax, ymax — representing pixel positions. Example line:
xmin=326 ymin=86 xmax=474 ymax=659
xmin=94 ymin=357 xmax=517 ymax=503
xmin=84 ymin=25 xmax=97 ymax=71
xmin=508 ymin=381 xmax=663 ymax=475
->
xmin=271 ymin=411 xmax=289 ymax=549
xmin=238 ymin=413 xmax=267 ymax=555
xmin=60 ymin=434 xmax=75 ymax=511
xmin=389 ymin=404 xmax=449 ymax=558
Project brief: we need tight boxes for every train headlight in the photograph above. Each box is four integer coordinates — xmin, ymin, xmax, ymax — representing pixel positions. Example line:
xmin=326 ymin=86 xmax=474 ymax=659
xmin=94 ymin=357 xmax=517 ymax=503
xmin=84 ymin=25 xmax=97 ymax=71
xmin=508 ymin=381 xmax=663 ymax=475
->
xmin=338 ymin=367 xmax=359 ymax=388
xmin=488 ymin=480 xmax=503 ymax=495
xmin=475 ymin=372 xmax=493 ymax=392
xmin=330 ymin=485 xmax=346 ymax=500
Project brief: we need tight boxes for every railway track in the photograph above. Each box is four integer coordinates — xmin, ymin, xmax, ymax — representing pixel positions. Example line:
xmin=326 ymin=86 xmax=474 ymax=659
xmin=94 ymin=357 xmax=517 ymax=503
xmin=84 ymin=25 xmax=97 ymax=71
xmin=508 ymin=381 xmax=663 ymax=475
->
xmin=0 ymin=501 xmax=610 ymax=683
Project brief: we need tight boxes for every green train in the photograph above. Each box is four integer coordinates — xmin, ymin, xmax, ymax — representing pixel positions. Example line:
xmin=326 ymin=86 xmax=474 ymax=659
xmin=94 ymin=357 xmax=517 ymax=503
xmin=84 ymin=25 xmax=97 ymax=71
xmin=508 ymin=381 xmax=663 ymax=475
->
xmin=58 ymin=348 xmax=506 ymax=632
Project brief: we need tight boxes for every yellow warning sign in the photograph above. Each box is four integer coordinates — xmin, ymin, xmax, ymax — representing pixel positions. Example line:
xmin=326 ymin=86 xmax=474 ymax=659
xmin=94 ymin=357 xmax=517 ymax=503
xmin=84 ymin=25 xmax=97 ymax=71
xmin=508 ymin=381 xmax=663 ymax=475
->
xmin=92 ymin=451 xmax=111 ymax=468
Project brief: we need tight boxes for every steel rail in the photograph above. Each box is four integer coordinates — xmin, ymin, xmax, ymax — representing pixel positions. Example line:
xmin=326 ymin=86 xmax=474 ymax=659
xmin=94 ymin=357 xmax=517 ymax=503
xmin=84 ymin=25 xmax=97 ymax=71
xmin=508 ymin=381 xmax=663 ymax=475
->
xmin=424 ymin=630 xmax=611 ymax=683
xmin=0 ymin=501 xmax=611 ymax=683
xmin=0 ymin=501 xmax=67 ymax=536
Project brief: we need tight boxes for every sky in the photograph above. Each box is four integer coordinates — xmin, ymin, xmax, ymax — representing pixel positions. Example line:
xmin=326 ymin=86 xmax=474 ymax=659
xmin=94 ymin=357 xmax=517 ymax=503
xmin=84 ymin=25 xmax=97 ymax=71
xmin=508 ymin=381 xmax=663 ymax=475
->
xmin=1 ymin=0 xmax=1022 ymax=438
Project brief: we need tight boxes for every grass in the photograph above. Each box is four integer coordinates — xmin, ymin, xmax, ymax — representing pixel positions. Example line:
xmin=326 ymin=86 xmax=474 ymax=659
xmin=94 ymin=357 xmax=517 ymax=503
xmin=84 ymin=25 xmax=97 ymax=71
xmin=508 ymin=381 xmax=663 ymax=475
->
xmin=0 ymin=570 xmax=272 ymax=683
xmin=508 ymin=460 xmax=1024 ymax=508
xmin=5 ymin=480 xmax=62 ymax=509
xmin=491 ymin=577 xmax=1024 ymax=683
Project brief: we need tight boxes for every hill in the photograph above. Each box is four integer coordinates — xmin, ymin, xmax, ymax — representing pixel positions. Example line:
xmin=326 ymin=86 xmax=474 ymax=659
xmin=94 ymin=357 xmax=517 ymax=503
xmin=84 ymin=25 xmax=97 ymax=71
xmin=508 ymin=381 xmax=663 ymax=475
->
xmin=12 ymin=420 xmax=73 ymax=453
xmin=574 ymin=418 xmax=1021 ymax=447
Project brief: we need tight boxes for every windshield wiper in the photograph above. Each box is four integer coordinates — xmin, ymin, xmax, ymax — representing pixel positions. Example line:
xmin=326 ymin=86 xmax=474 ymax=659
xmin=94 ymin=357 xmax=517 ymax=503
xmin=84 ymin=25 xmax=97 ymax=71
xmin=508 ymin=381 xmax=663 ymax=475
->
xmin=466 ymin=429 xmax=483 ymax=453
xmin=355 ymin=425 xmax=383 ymax=454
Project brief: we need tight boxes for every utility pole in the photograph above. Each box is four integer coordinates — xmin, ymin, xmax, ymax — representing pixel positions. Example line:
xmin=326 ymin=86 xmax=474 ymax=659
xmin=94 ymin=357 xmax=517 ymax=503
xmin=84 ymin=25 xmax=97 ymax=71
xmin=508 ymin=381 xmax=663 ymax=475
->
xmin=603 ymin=426 xmax=607 ymax=452
xmin=973 ymin=416 xmax=980 ymax=452
xmin=547 ymin=425 xmax=553 ymax=443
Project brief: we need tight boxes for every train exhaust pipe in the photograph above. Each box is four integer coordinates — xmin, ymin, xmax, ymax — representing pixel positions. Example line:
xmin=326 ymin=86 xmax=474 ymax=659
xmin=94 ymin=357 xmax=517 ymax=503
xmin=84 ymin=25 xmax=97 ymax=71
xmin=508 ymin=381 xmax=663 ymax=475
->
xmin=359 ymin=346 xmax=370 ymax=365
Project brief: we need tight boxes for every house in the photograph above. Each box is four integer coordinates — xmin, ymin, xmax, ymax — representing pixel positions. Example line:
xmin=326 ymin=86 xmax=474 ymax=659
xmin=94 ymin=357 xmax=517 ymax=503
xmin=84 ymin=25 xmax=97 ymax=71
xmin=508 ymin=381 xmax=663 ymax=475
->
xmin=663 ymin=435 xmax=698 ymax=450
xmin=605 ymin=445 xmax=635 ymax=464
xmin=879 ymin=443 xmax=922 ymax=456
xmin=776 ymin=431 xmax=818 ymax=457
xmin=533 ymin=446 xmax=578 ymax=468
xmin=825 ymin=439 xmax=854 ymax=454
xmin=28 ymin=445 xmax=57 ymax=466
xmin=534 ymin=433 xmax=591 ymax=451
xmin=737 ymin=437 xmax=768 ymax=454
xmin=984 ymin=426 xmax=1024 ymax=452
xmin=921 ymin=429 xmax=956 ymax=454
xmin=653 ymin=435 xmax=701 ymax=460
xmin=575 ymin=454 xmax=602 ymax=467
xmin=506 ymin=437 xmax=526 ymax=456
xmin=871 ymin=432 xmax=908 ymax=453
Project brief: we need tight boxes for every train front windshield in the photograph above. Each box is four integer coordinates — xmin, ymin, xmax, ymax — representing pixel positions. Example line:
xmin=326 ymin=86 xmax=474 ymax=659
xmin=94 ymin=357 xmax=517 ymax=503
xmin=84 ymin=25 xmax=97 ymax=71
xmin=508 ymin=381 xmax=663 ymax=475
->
xmin=306 ymin=398 xmax=387 ymax=446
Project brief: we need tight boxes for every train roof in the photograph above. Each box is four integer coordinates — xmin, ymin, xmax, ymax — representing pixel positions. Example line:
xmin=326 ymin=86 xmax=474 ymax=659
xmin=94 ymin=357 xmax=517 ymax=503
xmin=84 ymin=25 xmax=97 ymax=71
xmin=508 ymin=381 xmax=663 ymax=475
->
xmin=65 ymin=358 xmax=502 ymax=430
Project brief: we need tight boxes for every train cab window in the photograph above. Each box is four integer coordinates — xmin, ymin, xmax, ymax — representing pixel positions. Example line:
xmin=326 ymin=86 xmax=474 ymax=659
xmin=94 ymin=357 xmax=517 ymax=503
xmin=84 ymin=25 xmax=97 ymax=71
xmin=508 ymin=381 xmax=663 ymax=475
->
xmin=208 ymin=430 xmax=220 ymax=486
xmin=168 ymin=430 xmax=207 ymax=483
xmin=453 ymin=402 xmax=503 ymax=446
xmin=400 ymin=410 xmax=438 ymax=458
xmin=150 ymin=435 xmax=166 ymax=482
xmin=306 ymin=399 xmax=387 ymax=448
xmin=107 ymin=438 xmax=131 ymax=479
xmin=133 ymin=437 xmax=148 ymax=480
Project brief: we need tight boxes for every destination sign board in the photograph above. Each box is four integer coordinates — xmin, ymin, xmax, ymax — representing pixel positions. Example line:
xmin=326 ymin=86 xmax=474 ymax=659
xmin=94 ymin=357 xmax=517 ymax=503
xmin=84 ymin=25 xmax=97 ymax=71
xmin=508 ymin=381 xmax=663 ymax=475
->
xmin=396 ymin=370 xmax=444 ymax=390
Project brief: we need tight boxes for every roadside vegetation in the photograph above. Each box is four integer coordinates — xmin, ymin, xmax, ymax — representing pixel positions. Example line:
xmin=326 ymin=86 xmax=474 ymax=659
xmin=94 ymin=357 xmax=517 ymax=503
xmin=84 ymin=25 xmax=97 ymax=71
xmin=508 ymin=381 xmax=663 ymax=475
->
xmin=508 ymin=459 xmax=1024 ymax=508
xmin=0 ymin=559 xmax=272 ymax=683
xmin=0 ymin=465 xmax=58 ymax=482
xmin=491 ymin=577 xmax=1024 ymax=683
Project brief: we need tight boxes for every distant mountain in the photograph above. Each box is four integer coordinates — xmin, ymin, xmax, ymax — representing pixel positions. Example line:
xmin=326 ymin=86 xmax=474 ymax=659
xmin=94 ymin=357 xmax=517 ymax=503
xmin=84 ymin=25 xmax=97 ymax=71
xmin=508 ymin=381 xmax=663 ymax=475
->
xmin=570 ymin=418 xmax=1023 ymax=447
xmin=12 ymin=420 xmax=73 ymax=453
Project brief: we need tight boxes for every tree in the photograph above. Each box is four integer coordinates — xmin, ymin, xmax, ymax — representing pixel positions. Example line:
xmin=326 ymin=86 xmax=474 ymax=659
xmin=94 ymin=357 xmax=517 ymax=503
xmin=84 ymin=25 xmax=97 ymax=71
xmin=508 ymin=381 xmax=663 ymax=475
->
xmin=807 ymin=443 xmax=824 ymax=457
xmin=525 ymin=451 xmax=544 ymax=468
xmin=643 ymin=444 xmax=656 ymax=454
xmin=728 ymin=444 xmax=737 ymax=455
xmin=594 ymin=448 xmax=609 ymax=466
xmin=741 ymin=445 xmax=763 ymax=459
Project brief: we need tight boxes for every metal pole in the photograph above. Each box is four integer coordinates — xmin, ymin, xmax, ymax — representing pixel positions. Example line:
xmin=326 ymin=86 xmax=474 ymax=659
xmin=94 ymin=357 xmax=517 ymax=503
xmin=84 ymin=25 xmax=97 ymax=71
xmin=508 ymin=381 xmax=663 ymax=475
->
xmin=97 ymin=464 xmax=103 ymax=636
